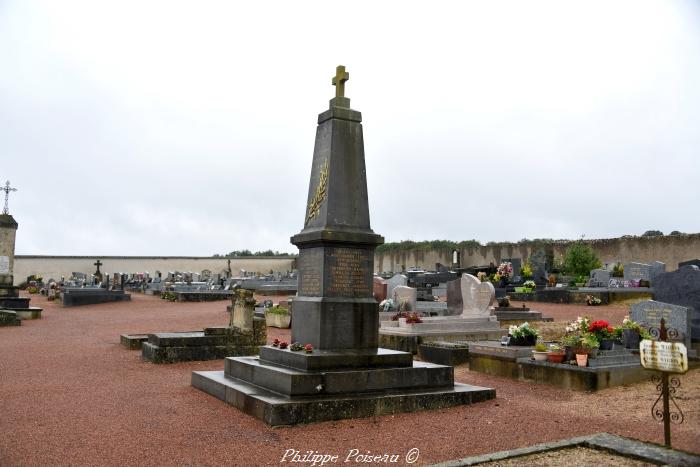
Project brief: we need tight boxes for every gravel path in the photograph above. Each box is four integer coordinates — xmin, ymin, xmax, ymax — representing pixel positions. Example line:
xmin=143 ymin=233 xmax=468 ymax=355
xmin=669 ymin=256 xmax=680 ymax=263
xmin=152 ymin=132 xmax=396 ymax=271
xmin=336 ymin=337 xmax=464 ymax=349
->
xmin=1 ymin=293 xmax=698 ymax=466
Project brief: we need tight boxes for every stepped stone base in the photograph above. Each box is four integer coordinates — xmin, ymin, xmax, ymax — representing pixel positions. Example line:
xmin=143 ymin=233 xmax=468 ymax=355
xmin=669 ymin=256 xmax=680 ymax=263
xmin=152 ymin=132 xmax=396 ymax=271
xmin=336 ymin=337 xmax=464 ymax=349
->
xmin=0 ymin=292 xmax=42 ymax=320
xmin=141 ymin=319 xmax=266 ymax=363
xmin=0 ymin=309 xmax=21 ymax=326
xmin=192 ymin=346 xmax=495 ymax=426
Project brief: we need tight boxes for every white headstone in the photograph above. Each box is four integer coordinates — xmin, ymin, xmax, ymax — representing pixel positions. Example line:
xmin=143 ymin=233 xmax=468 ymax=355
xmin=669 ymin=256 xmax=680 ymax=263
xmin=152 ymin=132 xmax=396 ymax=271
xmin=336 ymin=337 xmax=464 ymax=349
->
xmin=393 ymin=285 xmax=417 ymax=312
xmin=386 ymin=274 xmax=408 ymax=300
xmin=459 ymin=273 xmax=495 ymax=317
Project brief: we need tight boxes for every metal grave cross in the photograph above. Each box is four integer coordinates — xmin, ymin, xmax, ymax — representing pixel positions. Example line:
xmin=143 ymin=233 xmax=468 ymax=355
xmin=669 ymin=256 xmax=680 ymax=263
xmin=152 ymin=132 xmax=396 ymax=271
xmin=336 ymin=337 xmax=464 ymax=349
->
xmin=2 ymin=180 xmax=17 ymax=215
xmin=332 ymin=65 xmax=349 ymax=98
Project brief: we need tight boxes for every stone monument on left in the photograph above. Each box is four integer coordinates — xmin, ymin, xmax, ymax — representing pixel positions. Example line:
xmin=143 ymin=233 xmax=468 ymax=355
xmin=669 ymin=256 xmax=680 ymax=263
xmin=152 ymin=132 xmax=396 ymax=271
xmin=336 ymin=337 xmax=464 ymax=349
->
xmin=0 ymin=181 xmax=42 ymax=324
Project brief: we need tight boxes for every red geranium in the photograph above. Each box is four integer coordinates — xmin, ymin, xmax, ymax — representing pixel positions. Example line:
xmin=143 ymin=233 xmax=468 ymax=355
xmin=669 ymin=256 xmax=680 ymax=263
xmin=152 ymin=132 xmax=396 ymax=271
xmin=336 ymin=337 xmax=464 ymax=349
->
xmin=588 ymin=320 xmax=610 ymax=333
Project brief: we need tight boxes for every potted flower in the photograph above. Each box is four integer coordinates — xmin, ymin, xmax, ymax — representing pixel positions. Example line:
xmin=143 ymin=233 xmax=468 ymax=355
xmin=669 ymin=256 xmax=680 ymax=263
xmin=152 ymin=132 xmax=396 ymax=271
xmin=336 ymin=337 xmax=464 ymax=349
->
xmin=521 ymin=262 xmax=533 ymax=280
xmin=532 ymin=342 xmax=548 ymax=361
xmin=547 ymin=344 xmax=566 ymax=364
xmin=523 ymin=280 xmax=536 ymax=293
xmin=498 ymin=295 xmax=511 ymax=308
xmin=265 ymin=305 xmax=291 ymax=328
xmin=561 ymin=335 xmax=580 ymax=362
xmin=588 ymin=319 xmax=615 ymax=350
xmin=304 ymin=343 xmax=313 ymax=353
xmin=548 ymin=274 xmax=557 ymax=288
xmin=585 ymin=295 xmax=602 ymax=306
xmin=289 ymin=342 xmax=304 ymax=351
xmin=621 ymin=316 xmax=651 ymax=349
xmin=497 ymin=262 xmax=513 ymax=287
xmin=405 ymin=312 xmax=423 ymax=324
xmin=612 ymin=262 xmax=624 ymax=277
xmin=508 ymin=322 xmax=539 ymax=346
xmin=477 ymin=272 xmax=488 ymax=282
xmin=279 ymin=340 xmax=289 ymax=349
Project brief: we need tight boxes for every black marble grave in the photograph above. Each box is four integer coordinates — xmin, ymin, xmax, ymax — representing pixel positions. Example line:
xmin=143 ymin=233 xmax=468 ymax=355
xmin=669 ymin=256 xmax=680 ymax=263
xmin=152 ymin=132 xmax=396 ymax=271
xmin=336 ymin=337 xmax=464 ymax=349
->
xmin=192 ymin=66 xmax=495 ymax=425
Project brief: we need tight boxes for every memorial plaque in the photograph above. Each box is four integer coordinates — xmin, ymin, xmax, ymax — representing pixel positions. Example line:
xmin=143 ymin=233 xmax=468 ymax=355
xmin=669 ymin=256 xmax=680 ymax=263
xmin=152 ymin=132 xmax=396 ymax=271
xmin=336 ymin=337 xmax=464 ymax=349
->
xmin=324 ymin=247 xmax=372 ymax=298
xmin=639 ymin=340 xmax=688 ymax=374
xmin=297 ymin=248 xmax=322 ymax=296
xmin=0 ymin=256 xmax=9 ymax=274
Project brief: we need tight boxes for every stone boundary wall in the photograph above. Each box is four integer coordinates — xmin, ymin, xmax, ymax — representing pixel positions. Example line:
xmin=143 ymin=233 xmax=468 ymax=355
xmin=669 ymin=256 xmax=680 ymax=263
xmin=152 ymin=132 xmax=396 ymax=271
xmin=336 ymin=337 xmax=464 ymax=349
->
xmin=13 ymin=256 xmax=296 ymax=285
xmin=374 ymin=234 xmax=700 ymax=273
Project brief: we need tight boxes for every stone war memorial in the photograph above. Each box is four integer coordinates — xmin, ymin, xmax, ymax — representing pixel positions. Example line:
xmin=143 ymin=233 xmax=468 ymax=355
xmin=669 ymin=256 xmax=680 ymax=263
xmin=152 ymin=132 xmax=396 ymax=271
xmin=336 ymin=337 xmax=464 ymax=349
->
xmin=0 ymin=181 xmax=42 ymax=325
xmin=192 ymin=66 xmax=495 ymax=425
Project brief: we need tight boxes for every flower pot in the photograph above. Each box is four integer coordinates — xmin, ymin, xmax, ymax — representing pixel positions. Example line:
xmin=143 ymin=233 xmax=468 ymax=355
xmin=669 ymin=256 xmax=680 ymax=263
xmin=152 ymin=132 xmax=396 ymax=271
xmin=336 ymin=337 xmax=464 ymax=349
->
xmin=547 ymin=352 xmax=566 ymax=364
xmin=589 ymin=348 xmax=598 ymax=358
xmin=623 ymin=329 xmax=640 ymax=349
xmin=532 ymin=351 xmax=548 ymax=361
xmin=265 ymin=312 xmax=291 ymax=328
xmin=600 ymin=339 xmax=614 ymax=351
xmin=564 ymin=346 xmax=575 ymax=361
xmin=575 ymin=353 xmax=588 ymax=367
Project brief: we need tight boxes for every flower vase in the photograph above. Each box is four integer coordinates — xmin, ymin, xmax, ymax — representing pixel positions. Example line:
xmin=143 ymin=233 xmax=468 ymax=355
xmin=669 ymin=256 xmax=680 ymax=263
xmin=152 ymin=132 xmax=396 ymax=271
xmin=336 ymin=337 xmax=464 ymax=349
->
xmin=623 ymin=329 xmax=640 ymax=349
xmin=575 ymin=353 xmax=588 ymax=367
xmin=600 ymin=339 xmax=614 ymax=351
xmin=564 ymin=346 xmax=574 ymax=361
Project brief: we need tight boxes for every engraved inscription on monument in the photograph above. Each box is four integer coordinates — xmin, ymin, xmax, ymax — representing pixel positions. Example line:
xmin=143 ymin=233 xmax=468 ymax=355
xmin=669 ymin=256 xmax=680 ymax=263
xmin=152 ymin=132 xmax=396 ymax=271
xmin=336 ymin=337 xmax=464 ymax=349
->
xmin=0 ymin=256 xmax=9 ymax=274
xmin=325 ymin=247 xmax=372 ymax=298
xmin=297 ymin=248 xmax=322 ymax=296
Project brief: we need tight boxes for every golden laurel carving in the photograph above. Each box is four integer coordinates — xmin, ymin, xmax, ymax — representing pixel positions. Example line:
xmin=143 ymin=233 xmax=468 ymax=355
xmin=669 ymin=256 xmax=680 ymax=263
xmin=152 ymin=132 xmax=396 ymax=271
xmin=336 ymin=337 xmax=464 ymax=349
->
xmin=305 ymin=159 xmax=328 ymax=225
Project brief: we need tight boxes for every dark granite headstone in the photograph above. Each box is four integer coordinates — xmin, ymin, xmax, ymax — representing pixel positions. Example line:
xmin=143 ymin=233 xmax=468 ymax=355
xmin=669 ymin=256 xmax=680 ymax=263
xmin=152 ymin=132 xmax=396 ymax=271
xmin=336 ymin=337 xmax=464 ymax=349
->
xmin=530 ymin=249 xmax=548 ymax=285
xmin=679 ymin=259 xmax=700 ymax=269
xmin=630 ymin=299 xmax=691 ymax=349
xmin=653 ymin=265 xmax=700 ymax=342
xmin=446 ymin=278 xmax=463 ymax=316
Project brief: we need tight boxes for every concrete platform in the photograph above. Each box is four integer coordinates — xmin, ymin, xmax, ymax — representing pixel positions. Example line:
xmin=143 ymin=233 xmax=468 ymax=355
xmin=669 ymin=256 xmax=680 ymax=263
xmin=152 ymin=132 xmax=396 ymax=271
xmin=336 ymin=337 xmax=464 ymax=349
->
xmin=141 ymin=320 xmax=266 ymax=364
xmin=62 ymin=288 xmax=131 ymax=307
xmin=192 ymin=362 xmax=495 ymax=426
xmin=120 ymin=333 xmax=149 ymax=350
xmin=468 ymin=341 xmax=651 ymax=391
xmin=379 ymin=317 xmax=507 ymax=354
xmin=0 ymin=309 xmax=21 ymax=326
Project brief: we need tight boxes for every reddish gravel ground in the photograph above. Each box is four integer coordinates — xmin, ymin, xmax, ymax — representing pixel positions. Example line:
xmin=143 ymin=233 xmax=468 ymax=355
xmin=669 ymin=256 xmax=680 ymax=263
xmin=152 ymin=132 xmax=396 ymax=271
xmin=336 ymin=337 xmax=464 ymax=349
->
xmin=1 ymin=293 xmax=698 ymax=467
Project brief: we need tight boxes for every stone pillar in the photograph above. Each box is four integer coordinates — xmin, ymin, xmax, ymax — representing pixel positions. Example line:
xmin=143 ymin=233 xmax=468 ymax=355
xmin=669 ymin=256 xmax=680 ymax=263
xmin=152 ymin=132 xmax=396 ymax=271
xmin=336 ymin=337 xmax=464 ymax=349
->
xmin=290 ymin=94 xmax=384 ymax=350
xmin=0 ymin=214 xmax=18 ymax=293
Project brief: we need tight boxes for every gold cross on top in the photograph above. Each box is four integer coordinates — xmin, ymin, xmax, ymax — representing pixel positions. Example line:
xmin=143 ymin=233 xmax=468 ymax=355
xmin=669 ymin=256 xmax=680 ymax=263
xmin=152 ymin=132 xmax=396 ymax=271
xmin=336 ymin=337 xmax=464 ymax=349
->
xmin=332 ymin=65 xmax=349 ymax=98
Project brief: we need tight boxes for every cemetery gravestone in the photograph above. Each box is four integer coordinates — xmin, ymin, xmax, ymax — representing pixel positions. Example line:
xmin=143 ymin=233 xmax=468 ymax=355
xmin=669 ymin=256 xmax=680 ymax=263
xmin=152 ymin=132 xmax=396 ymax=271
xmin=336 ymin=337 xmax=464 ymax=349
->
xmin=372 ymin=276 xmax=387 ymax=302
xmin=530 ymin=249 xmax=548 ymax=284
xmin=653 ymin=265 xmax=700 ymax=343
xmin=630 ymin=300 xmax=692 ymax=350
xmin=590 ymin=268 xmax=611 ymax=287
xmin=624 ymin=262 xmax=652 ymax=283
xmin=448 ymin=274 xmax=495 ymax=317
xmin=393 ymin=285 xmax=417 ymax=312
xmin=650 ymin=261 xmax=666 ymax=283
xmin=678 ymin=259 xmax=700 ymax=269
xmin=385 ymin=273 xmax=408 ymax=300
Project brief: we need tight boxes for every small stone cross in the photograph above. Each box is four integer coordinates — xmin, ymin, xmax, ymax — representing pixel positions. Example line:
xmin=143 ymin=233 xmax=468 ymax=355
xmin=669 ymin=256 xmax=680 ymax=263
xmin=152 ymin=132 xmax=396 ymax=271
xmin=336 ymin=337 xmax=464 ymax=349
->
xmin=332 ymin=65 xmax=349 ymax=98
xmin=2 ymin=180 xmax=17 ymax=215
xmin=94 ymin=259 xmax=103 ymax=273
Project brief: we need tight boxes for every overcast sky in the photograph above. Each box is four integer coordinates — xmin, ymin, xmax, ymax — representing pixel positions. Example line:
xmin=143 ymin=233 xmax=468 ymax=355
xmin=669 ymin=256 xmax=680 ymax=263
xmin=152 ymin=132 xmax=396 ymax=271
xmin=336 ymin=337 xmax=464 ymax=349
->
xmin=2 ymin=0 xmax=699 ymax=256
